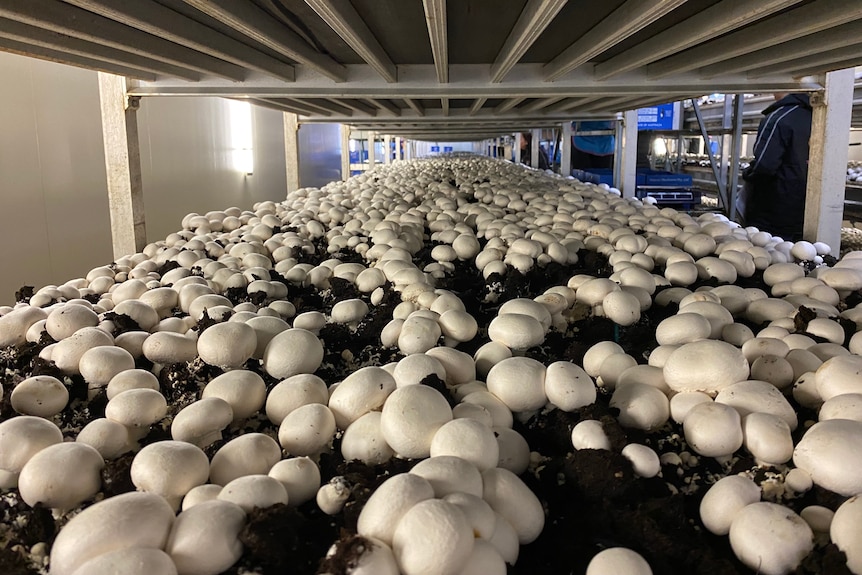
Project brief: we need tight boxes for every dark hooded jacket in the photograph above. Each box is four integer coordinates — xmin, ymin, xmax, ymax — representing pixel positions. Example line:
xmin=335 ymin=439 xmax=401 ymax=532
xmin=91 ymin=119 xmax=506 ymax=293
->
xmin=740 ymin=93 xmax=812 ymax=240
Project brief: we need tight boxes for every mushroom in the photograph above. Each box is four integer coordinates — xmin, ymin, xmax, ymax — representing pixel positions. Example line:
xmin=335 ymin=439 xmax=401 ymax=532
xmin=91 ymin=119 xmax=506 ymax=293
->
xmin=485 ymin=356 xmax=547 ymax=413
xmin=698 ymin=475 xmax=761 ymax=535
xmin=106 ymin=369 xmax=160 ymax=400
xmin=10 ymin=375 xmax=69 ymax=417
xmin=78 ymin=346 xmax=135 ymax=394
xmin=171 ymin=397 xmax=234 ymax=448
xmin=728 ymin=502 xmax=814 ymax=575
xmin=268 ymin=456 xmax=321 ymax=507
xmin=380 ymin=385 xmax=453 ymax=459
xmin=142 ymin=332 xmax=198 ymax=365
xmin=482 ymin=467 xmax=545 ymax=544
xmin=429 ymin=418 xmax=499 ymax=472
xmin=262 ymin=328 xmax=324 ymax=379
xmin=76 ymin=418 xmax=131 ymax=459
xmin=663 ymin=340 xmax=749 ymax=394
xmin=217 ymin=474 xmax=288 ymax=513
xmin=48 ymin=492 xmax=175 ymax=575
xmin=341 ymin=411 xmax=394 ymax=466
xmin=209 ymin=433 xmax=282 ymax=487
xmin=69 ymin=548 xmax=177 ymax=575
xmin=278 ymin=403 xmax=337 ymax=456
xmin=586 ymin=547 xmax=653 ymax=575
xmin=571 ymin=420 xmax=611 ymax=451
xmin=409 ymin=455 xmax=484 ymax=498
xmin=131 ymin=440 xmax=210 ymax=510
xmin=197 ymin=321 xmax=257 ymax=369
xmin=328 ymin=366 xmax=396 ymax=430
xmin=793 ymin=419 xmax=862 ymax=496
xmin=265 ymin=373 xmax=329 ymax=425
xmin=392 ymin=499 xmax=474 ymax=575
xmin=166 ymin=500 xmax=247 ymax=575
xmin=830 ymin=495 xmax=862 ymax=575
xmin=18 ymin=442 xmax=104 ymax=510
xmin=683 ymin=401 xmax=743 ymax=460
xmin=0 ymin=415 xmax=64 ymax=487
xmin=105 ymin=388 xmax=168 ymax=441
xmin=201 ymin=369 xmax=266 ymax=421
xmin=357 ymin=473 xmax=435 ymax=545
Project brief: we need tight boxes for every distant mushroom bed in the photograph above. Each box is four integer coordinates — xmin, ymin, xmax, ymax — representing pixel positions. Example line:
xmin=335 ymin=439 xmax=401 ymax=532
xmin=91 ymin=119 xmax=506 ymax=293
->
xmin=2 ymin=156 xmax=862 ymax=575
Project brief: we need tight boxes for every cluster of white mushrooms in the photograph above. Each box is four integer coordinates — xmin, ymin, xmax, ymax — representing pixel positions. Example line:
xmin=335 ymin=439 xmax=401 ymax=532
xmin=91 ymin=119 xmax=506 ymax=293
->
xmin=1 ymin=155 xmax=862 ymax=575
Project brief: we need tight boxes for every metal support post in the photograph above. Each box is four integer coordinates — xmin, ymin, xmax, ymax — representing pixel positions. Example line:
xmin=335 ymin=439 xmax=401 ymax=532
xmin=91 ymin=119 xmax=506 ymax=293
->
xmin=98 ymin=72 xmax=146 ymax=259
xmin=719 ymin=96 xmax=733 ymax=211
xmin=514 ymin=133 xmax=522 ymax=164
xmin=340 ymin=124 xmax=350 ymax=180
xmin=395 ymin=137 xmax=402 ymax=161
xmin=619 ymin=109 xmax=638 ymax=198
xmin=284 ymin=112 xmax=300 ymax=192
xmin=728 ymin=95 xmax=744 ymax=221
xmin=531 ymin=129 xmax=540 ymax=169
xmin=691 ymin=99 xmax=725 ymax=205
xmin=561 ymin=121 xmax=572 ymax=177
xmin=384 ymin=135 xmax=391 ymax=164
xmin=805 ymin=68 xmax=855 ymax=252
xmin=367 ymin=133 xmax=376 ymax=167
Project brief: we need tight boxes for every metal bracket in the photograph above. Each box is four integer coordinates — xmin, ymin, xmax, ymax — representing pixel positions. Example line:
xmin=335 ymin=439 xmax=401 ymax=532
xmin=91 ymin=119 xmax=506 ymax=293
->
xmin=810 ymin=91 xmax=826 ymax=107
xmin=126 ymin=95 xmax=141 ymax=111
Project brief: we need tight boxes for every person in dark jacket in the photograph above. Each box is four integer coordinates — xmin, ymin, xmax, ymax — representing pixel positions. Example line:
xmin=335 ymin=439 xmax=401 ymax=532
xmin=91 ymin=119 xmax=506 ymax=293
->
xmin=739 ymin=93 xmax=812 ymax=241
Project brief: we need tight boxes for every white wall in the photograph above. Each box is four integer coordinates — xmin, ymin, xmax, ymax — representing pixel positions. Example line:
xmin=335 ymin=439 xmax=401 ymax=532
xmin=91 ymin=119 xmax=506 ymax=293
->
xmin=0 ymin=52 xmax=291 ymax=305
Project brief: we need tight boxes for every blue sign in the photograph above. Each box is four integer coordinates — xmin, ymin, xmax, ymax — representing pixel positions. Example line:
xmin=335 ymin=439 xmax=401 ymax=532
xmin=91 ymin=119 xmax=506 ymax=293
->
xmin=430 ymin=145 xmax=440 ymax=153
xmin=638 ymin=103 xmax=675 ymax=130
xmin=444 ymin=146 xmax=453 ymax=152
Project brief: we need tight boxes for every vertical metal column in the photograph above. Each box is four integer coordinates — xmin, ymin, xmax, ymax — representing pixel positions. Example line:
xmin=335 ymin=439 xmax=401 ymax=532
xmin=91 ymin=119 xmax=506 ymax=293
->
xmin=340 ymin=124 xmax=351 ymax=180
xmin=719 ymin=97 xmax=733 ymax=208
xmin=728 ymin=95 xmax=744 ymax=221
xmin=395 ymin=137 xmax=402 ymax=161
xmin=620 ymin=109 xmax=638 ymax=198
xmin=98 ymin=72 xmax=146 ymax=259
xmin=284 ymin=112 xmax=300 ymax=192
xmin=613 ymin=118 xmax=623 ymax=188
xmin=367 ymin=133 xmax=376 ymax=168
xmin=531 ymin=129 xmax=540 ymax=169
xmin=691 ymin=99 xmax=725 ymax=205
xmin=514 ymin=133 xmax=522 ymax=164
xmin=561 ymin=121 xmax=572 ymax=177
xmin=805 ymin=68 xmax=855 ymax=251
xmin=384 ymin=135 xmax=392 ymax=164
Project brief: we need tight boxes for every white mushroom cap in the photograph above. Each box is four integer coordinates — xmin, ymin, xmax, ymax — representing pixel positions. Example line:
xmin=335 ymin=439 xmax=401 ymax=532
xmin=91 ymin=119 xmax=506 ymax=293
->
xmin=410 ymin=455 xmax=484 ymax=498
xmin=582 ymin=341 xmax=624 ymax=377
xmin=819 ymin=393 xmax=862 ymax=422
xmin=328 ymin=366 xmax=396 ymax=429
xmin=543 ymin=361 xmax=596 ymax=411
xmin=429 ymin=418 xmax=499 ymax=471
xmin=442 ymin=491 xmax=497 ymax=540
xmin=571 ymin=419 xmax=611 ymax=451
xmin=106 ymin=368 xmax=159 ymax=400
xmin=487 ymin=313 xmax=545 ymax=350
xmin=341 ymin=411 xmax=394 ymax=466
xmin=830 ymin=495 xmax=862 ymax=575
xmin=10 ymin=375 xmax=69 ymax=417
xmin=715 ymin=379 xmax=798 ymax=431
xmin=494 ymin=426 xmax=530 ymax=475
xmin=263 ymin=328 xmax=324 ymax=379
xmin=424 ymin=346 xmax=476 ymax=385
xmin=278 ymin=402 xmax=337 ymax=456
xmin=268 ymin=456 xmax=321 ymax=507
xmin=655 ymin=313 xmax=711 ymax=346
xmin=459 ymin=538 xmax=507 ymax=575
xmin=105 ymin=388 xmax=167 ymax=438
xmin=742 ymin=412 xmax=794 ymax=465
xmin=69 ymin=548 xmax=177 ymax=575
xmin=48 ymin=491 xmax=175 ymax=575
xmin=0 ymin=415 xmax=64 ymax=481
xmin=217 ymin=474 xmax=288 ymax=512
xmin=663 ymin=340 xmax=749 ymax=394
xmin=265 ymin=373 xmax=329 ymax=425
xmin=201 ymin=369 xmax=266 ymax=421
xmin=393 ymin=353 xmax=447 ymax=388
xmin=610 ymin=382 xmax=670 ymax=431
xmin=392 ymin=498 xmax=474 ymax=575
xmin=621 ymin=443 xmax=661 ymax=478
xmin=793 ymin=419 xmax=862 ymax=496
xmin=473 ymin=341 xmax=513 ymax=380
xmin=209 ymin=433 xmax=282 ymax=486
xmin=171 ymin=397 xmax=234 ymax=448
xmin=586 ymin=547 xmax=653 ymax=575
xmin=0 ymin=305 xmax=48 ymax=347
xmin=669 ymin=391 xmax=713 ymax=424
xmin=181 ymin=484 xmax=223 ymax=511
xmin=131 ymin=440 xmax=210 ymax=510
xmin=46 ymin=304 xmax=99 ymax=340
xmin=51 ymin=326 xmax=114 ymax=374
xmin=729 ymin=502 xmax=813 ymax=575
xmin=482 ymin=467 xmax=545 ymax=544
xmin=166 ymin=499 xmax=247 ymax=575
xmin=699 ymin=475 xmax=761 ymax=535
xmin=380 ymin=385 xmax=453 ymax=459
xmin=683 ymin=401 xmax=743 ymax=459
xmin=142 ymin=331 xmax=198 ymax=365
xmin=486 ymin=356 xmax=546 ymax=413
xmin=197 ymin=321 xmax=257 ymax=369
xmin=357 ymin=473 xmax=435 ymax=545
xmin=814 ymin=355 xmax=862 ymax=402
xmin=18 ymin=442 xmax=104 ymax=510
xmin=76 ymin=418 xmax=131 ymax=459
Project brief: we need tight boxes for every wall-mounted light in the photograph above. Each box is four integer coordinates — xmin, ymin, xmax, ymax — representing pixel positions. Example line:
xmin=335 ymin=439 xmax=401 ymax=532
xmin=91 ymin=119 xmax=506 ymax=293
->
xmin=228 ymin=99 xmax=254 ymax=175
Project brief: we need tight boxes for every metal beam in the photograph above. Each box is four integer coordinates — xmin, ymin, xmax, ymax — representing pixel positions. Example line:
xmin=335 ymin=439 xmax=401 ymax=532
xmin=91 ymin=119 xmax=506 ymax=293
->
xmin=182 ymin=0 xmax=347 ymax=82
xmin=441 ymin=98 xmax=449 ymax=116
xmin=422 ymin=0 xmax=448 ymax=83
xmin=790 ymin=57 xmax=862 ymax=79
xmin=304 ymin=0 xmax=396 ymax=83
xmin=0 ymin=17 xmax=200 ymax=80
xmin=404 ymin=98 xmax=425 ymax=116
xmin=747 ymin=43 xmax=862 ymax=78
xmin=544 ymin=0 xmax=688 ymax=81
xmin=0 ymin=37 xmax=156 ymax=80
xmin=297 ymin=98 xmax=354 ymax=116
xmin=333 ymin=98 xmax=378 ymax=115
xmin=490 ymin=0 xmax=568 ymax=83
xmin=248 ymin=98 xmax=313 ymax=117
xmin=700 ymin=19 xmax=862 ymax=78
xmin=594 ymin=0 xmax=801 ymax=80
xmin=648 ymin=0 xmax=862 ymax=78
xmin=519 ymin=96 xmax=566 ymax=114
xmin=258 ymin=98 xmax=330 ymax=116
xmin=0 ymin=0 xmax=246 ymax=80
xmin=131 ymin=64 xmax=818 ymax=100
xmin=368 ymin=98 xmax=401 ymax=116
xmin=468 ymin=98 xmax=487 ymax=116
xmin=496 ymin=97 xmax=527 ymax=114
xmin=62 ymin=0 xmax=296 ymax=81
xmin=805 ymin=69 xmax=854 ymax=250
xmin=98 ymin=73 xmax=146 ymax=258
xmin=284 ymin=112 xmax=300 ymax=192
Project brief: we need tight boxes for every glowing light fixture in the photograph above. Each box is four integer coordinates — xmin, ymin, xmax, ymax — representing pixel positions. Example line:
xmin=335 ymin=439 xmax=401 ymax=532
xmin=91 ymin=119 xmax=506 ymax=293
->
xmin=228 ymin=99 xmax=254 ymax=175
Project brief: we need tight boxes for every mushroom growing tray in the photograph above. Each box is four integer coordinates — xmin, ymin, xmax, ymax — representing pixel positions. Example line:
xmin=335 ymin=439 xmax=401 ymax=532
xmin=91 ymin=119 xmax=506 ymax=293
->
xmin=0 ymin=156 xmax=859 ymax=575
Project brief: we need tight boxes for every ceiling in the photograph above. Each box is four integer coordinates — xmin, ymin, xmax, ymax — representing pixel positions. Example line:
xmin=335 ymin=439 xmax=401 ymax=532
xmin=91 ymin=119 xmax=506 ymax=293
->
xmin=1 ymin=0 xmax=861 ymax=140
